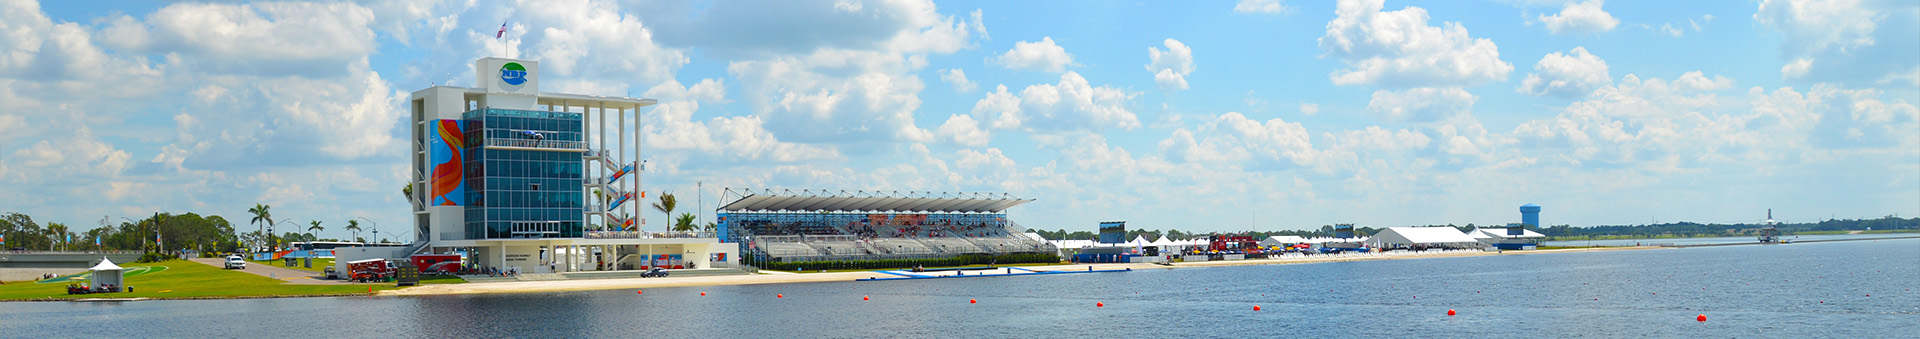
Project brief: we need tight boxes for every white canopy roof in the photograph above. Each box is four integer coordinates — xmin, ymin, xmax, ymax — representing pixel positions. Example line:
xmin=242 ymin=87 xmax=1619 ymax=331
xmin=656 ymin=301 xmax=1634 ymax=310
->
xmin=1150 ymin=236 xmax=1178 ymax=246
xmin=90 ymin=257 xmax=123 ymax=271
xmin=1130 ymin=235 xmax=1152 ymax=247
xmin=1260 ymin=235 xmax=1309 ymax=245
xmin=1366 ymin=227 xmax=1482 ymax=247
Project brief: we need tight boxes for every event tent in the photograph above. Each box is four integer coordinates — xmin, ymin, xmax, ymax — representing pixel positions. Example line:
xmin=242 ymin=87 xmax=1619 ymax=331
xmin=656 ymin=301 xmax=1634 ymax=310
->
xmin=1365 ymin=227 xmax=1483 ymax=249
xmin=1259 ymin=235 xmax=1309 ymax=247
xmin=89 ymin=257 xmax=124 ymax=291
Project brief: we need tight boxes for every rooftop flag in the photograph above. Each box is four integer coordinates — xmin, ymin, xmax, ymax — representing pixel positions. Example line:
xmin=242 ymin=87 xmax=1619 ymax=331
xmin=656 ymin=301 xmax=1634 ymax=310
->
xmin=496 ymin=22 xmax=508 ymax=39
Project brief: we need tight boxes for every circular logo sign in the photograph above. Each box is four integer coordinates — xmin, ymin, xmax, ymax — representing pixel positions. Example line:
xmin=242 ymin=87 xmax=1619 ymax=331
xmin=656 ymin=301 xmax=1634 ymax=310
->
xmin=499 ymin=62 xmax=528 ymax=86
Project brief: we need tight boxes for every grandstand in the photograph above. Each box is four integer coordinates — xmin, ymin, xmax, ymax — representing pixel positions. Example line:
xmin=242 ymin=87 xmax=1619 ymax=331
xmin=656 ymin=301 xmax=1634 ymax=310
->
xmin=717 ymin=189 xmax=1056 ymax=264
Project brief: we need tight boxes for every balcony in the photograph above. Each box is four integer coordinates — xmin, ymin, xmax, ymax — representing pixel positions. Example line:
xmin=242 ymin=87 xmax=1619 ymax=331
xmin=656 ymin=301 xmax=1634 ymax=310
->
xmin=483 ymin=138 xmax=587 ymax=151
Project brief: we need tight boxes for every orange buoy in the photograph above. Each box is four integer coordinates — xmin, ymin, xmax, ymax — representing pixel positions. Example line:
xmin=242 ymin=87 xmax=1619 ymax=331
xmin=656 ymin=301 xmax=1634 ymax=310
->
xmin=700 ymin=292 xmax=706 ymax=296
xmin=637 ymin=290 xmax=643 ymax=294
xmin=1253 ymin=305 xmax=1262 ymax=311
xmin=1097 ymin=302 xmax=1104 ymax=307
xmin=777 ymin=294 xmax=784 ymax=298
xmin=970 ymin=299 xmax=977 ymax=304
xmin=1696 ymin=314 xmax=1707 ymax=322
xmin=1447 ymin=309 xmax=1456 ymax=316
xmin=863 ymin=295 xmax=870 ymax=301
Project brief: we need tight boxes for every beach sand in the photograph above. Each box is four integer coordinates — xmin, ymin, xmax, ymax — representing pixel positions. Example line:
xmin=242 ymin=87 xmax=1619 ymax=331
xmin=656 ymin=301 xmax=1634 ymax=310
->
xmin=383 ymin=246 xmax=1659 ymax=297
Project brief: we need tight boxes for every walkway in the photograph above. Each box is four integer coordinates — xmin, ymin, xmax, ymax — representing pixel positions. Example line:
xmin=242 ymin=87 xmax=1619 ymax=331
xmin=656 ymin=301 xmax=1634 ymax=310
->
xmin=187 ymin=258 xmax=343 ymax=285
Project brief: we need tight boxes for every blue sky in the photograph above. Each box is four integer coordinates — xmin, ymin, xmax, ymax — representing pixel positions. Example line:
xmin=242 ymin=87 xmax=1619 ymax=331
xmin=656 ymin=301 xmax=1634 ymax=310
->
xmin=1 ymin=0 xmax=1915 ymax=240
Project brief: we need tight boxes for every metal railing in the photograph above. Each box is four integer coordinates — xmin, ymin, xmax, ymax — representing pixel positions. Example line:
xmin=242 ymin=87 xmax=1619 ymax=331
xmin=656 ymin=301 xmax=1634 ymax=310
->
xmin=484 ymin=138 xmax=587 ymax=150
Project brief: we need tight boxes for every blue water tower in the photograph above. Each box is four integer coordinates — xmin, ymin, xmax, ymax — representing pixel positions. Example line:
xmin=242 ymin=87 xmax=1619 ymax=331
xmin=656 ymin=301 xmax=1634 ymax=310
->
xmin=1519 ymin=204 xmax=1542 ymax=235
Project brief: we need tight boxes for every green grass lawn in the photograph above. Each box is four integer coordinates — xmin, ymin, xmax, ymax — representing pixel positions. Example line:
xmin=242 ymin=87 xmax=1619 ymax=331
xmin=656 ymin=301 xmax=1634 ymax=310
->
xmin=248 ymin=257 xmax=336 ymax=273
xmin=0 ymin=260 xmax=400 ymax=301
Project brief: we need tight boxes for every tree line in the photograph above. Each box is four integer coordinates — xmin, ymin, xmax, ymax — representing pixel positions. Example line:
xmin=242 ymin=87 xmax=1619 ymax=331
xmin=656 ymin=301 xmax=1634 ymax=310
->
xmin=1030 ymin=216 xmax=1918 ymax=241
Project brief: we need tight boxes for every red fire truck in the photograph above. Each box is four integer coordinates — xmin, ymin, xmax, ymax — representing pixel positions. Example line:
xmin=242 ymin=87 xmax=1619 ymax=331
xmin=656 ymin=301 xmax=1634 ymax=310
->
xmin=345 ymin=258 xmax=394 ymax=283
xmin=409 ymin=254 xmax=463 ymax=275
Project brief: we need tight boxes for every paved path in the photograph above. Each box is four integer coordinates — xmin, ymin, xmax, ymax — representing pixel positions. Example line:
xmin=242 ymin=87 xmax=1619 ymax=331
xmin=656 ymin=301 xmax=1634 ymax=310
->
xmin=187 ymin=258 xmax=345 ymax=285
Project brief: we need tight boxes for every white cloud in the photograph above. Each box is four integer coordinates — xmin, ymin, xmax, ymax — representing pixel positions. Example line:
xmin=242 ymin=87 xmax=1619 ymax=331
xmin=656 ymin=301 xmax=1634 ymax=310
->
xmin=938 ymin=68 xmax=976 ymax=92
xmin=1234 ymin=0 xmax=1288 ymax=14
xmin=728 ymin=49 xmax=935 ymax=143
xmin=640 ymin=0 xmax=982 ymax=58
xmin=1518 ymin=47 xmax=1611 ymax=98
xmin=1159 ymin=112 xmax=1323 ymax=170
xmin=99 ymin=2 xmax=379 ymax=76
xmin=936 ymin=114 xmax=992 ymax=147
xmin=640 ymin=78 xmax=843 ymax=163
xmin=1299 ymin=102 xmax=1320 ymax=115
xmin=972 ymin=72 xmax=1141 ymax=132
xmin=1755 ymin=0 xmax=1920 ymax=85
xmin=1318 ymin=0 xmax=1512 ymax=88
xmin=993 ymin=37 xmax=1074 ymax=73
xmin=1146 ymin=38 xmax=1195 ymax=92
xmin=519 ymin=0 xmax=689 ymax=92
xmin=1368 ymin=87 xmax=1477 ymax=122
xmin=1537 ymin=0 xmax=1619 ymax=35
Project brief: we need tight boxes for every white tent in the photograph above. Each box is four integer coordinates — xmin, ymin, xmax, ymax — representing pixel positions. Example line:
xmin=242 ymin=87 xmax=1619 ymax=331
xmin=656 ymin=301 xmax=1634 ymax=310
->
xmin=1259 ymin=235 xmax=1309 ymax=247
xmin=89 ymin=257 xmax=124 ymax=291
xmin=1129 ymin=235 xmax=1151 ymax=247
xmin=1366 ymin=227 xmax=1483 ymax=249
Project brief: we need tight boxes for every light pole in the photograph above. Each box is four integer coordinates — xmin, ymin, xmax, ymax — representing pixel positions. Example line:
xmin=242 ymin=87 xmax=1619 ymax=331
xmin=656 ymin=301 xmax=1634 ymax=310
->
xmin=355 ymin=216 xmax=378 ymax=244
xmin=275 ymin=220 xmax=300 ymax=250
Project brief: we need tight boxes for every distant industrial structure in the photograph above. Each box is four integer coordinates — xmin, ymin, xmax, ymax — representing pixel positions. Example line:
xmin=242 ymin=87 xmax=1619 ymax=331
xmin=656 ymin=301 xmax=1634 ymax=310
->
xmin=1469 ymin=204 xmax=1546 ymax=250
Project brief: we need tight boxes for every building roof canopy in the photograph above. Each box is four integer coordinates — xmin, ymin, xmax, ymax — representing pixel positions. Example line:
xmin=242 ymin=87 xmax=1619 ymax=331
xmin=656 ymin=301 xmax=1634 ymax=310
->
xmin=719 ymin=189 xmax=1032 ymax=213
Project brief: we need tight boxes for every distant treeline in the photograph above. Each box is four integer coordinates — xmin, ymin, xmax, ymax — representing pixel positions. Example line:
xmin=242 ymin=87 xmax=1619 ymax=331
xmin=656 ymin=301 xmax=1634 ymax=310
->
xmin=1535 ymin=216 xmax=1919 ymax=239
xmin=1030 ymin=216 xmax=1919 ymax=241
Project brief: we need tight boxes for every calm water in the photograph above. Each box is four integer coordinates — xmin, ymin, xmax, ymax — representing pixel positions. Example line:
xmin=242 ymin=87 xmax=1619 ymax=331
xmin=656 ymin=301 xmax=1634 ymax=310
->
xmin=4 ymin=238 xmax=1916 ymax=338
xmin=1542 ymin=233 xmax=1919 ymax=247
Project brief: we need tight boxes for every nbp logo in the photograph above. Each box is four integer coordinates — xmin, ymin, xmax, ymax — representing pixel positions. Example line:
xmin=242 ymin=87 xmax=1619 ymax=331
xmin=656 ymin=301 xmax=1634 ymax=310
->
xmin=499 ymin=62 xmax=528 ymax=86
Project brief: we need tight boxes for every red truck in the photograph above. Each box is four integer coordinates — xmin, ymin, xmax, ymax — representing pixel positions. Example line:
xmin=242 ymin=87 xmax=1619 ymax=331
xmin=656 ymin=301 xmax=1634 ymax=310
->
xmin=409 ymin=254 xmax=463 ymax=275
xmin=345 ymin=258 xmax=394 ymax=283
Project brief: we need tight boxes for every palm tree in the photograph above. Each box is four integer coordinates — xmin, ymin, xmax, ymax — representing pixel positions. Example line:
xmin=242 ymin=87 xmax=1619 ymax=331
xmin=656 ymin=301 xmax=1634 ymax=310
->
xmin=345 ymin=220 xmax=362 ymax=243
xmin=651 ymin=192 xmax=677 ymax=232
xmin=247 ymin=204 xmax=272 ymax=250
xmin=673 ymin=213 xmax=697 ymax=232
xmin=307 ymin=220 xmax=324 ymax=237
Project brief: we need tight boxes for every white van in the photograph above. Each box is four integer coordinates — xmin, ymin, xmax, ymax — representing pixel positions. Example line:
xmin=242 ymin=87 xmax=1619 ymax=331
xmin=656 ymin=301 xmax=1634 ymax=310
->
xmin=224 ymin=255 xmax=247 ymax=269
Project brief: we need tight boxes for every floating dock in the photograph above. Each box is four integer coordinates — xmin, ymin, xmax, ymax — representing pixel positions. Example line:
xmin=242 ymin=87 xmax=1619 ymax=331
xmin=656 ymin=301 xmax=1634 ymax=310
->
xmin=856 ymin=266 xmax=1130 ymax=282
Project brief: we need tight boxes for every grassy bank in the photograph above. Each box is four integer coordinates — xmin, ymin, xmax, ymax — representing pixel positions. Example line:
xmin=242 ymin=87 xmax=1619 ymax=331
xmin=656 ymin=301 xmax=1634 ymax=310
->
xmin=0 ymin=260 xmax=397 ymax=301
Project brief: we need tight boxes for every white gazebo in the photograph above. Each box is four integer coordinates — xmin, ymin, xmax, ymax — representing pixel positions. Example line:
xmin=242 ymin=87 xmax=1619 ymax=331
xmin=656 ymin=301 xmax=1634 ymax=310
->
xmin=90 ymin=257 xmax=124 ymax=291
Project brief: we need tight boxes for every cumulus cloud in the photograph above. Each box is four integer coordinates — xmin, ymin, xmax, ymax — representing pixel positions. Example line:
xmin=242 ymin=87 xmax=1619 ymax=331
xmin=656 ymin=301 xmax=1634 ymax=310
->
xmin=1299 ymin=102 xmax=1320 ymax=115
xmin=98 ymin=2 xmax=378 ymax=77
xmin=1318 ymin=0 xmax=1512 ymax=88
xmin=972 ymin=72 xmax=1141 ymax=132
xmin=1234 ymin=0 xmax=1288 ymax=14
xmin=993 ymin=37 xmax=1074 ymax=73
xmin=936 ymin=114 xmax=992 ymax=147
xmin=1755 ymin=0 xmax=1920 ymax=85
xmin=641 ymin=78 xmax=842 ymax=163
xmin=1159 ymin=112 xmax=1322 ymax=170
xmin=729 ymin=49 xmax=935 ymax=144
xmin=1518 ymin=47 xmax=1611 ymax=98
xmin=1146 ymin=39 xmax=1195 ymax=92
xmin=1537 ymin=0 xmax=1619 ymax=35
xmin=938 ymin=68 xmax=976 ymax=92
xmin=1368 ymin=87 xmax=1477 ymax=122
xmin=640 ymin=0 xmax=982 ymax=58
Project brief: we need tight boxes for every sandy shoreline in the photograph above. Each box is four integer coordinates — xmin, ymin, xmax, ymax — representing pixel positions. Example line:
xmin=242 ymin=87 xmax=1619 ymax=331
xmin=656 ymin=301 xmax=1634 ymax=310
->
xmin=383 ymin=246 xmax=1660 ymax=297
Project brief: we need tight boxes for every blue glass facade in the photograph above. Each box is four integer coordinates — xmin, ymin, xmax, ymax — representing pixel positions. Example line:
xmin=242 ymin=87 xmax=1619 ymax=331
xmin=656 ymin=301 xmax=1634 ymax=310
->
xmin=461 ymin=108 xmax=585 ymax=239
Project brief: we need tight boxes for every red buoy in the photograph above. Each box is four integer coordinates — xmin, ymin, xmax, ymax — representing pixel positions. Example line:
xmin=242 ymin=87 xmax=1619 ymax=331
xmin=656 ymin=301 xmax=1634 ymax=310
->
xmin=970 ymin=299 xmax=977 ymax=304
xmin=1697 ymin=314 xmax=1707 ymax=322
xmin=636 ymin=290 xmax=643 ymax=294
xmin=863 ymin=296 xmax=870 ymax=301
xmin=700 ymin=292 xmax=706 ymax=296
xmin=1448 ymin=309 xmax=1456 ymax=316
xmin=777 ymin=294 xmax=783 ymax=298
xmin=1253 ymin=305 xmax=1262 ymax=311
xmin=1097 ymin=302 xmax=1104 ymax=307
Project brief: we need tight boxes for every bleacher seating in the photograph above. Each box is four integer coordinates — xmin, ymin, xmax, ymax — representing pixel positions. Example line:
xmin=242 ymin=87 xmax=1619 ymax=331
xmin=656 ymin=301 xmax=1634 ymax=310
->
xmin=734 ymin=212 xmax=1053 ymax=260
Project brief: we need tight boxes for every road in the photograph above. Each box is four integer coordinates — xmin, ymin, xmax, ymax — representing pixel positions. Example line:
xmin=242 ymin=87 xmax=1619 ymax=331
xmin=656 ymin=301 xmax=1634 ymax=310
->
xmin=187 ymin=257 xmax=344 ymax=285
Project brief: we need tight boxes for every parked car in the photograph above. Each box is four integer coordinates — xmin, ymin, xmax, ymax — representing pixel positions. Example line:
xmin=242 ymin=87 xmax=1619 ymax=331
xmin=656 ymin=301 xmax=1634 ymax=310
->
xmin=639 ymin=267 xmax=669 ymax=278
xmin=223 ymin=255 xmax=247 ymax=269
xmin=324 ymin=266 xmax=340 ymax=279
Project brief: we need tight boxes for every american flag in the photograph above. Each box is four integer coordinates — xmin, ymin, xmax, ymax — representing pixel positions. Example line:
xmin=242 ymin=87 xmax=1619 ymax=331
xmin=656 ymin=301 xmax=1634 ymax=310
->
xmin=496 ymin=22 xmax=508 ymax=39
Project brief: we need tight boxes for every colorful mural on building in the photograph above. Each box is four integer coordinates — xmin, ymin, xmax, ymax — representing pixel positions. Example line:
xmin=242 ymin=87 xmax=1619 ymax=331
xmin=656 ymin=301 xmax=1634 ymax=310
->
xmin=429 ymin=119 xmax=467 ymax=206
